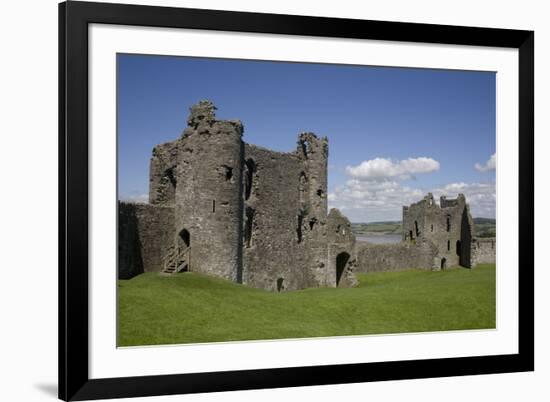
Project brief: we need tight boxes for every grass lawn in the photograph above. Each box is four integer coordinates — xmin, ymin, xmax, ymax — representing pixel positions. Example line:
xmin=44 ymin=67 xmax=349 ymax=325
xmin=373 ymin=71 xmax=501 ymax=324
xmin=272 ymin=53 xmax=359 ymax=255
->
xmin=118 ymin=264 xmax=495 ymax=346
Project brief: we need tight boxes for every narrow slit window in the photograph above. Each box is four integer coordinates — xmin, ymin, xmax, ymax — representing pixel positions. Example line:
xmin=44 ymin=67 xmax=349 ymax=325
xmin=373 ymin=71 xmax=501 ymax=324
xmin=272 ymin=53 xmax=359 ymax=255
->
xmin=212 ymin=200 xmax=216 ymax=213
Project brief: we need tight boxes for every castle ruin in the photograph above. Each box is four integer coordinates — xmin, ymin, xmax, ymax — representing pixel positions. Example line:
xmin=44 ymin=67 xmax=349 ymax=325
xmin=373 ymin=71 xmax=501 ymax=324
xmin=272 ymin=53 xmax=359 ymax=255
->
xmin=355 ymin=193 xmax=495 ymax=273
xmin=118 ymin=101 xmax=495 ymax=290
xmin=403 ymin=193 xmax=474 ymax=269
xmin=118 ymin=101 xmax=356 ymax=291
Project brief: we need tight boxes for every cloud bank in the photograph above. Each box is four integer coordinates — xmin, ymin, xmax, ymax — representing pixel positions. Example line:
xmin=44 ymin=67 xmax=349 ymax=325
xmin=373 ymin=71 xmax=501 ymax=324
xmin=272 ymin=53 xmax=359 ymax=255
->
xmin=475 ymin=153 xmax=496 ymax=172
xmin=345 ymin=157 xmax=440 ymax=181
xmin=329 ymin=156 xmax=495 ymax=222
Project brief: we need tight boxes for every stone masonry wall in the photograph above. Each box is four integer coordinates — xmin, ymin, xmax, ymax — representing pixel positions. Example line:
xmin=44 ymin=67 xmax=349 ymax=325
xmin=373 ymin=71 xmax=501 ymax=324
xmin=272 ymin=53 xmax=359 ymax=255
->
xmin=242 ymin=144 xmax=316 ymax=291
xmin=327 ymin=208 xmax=358 ymax=287
xmin=473 ymin=237 xmax=496 ymax=264
xmin=355 ymin=239 xmax=438 ymax=273
xmin=118 ymin=202 xmax=175 ymax=279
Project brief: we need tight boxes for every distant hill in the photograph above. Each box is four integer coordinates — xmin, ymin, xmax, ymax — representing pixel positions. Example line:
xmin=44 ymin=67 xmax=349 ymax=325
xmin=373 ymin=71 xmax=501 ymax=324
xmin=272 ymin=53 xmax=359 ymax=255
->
xmin=473 ymin=217 xmax=496 ymax=238
xmin=351 ymin=218 xmax=495 ymax=238
xmin=473 ymin=217 xmax=496 ymax=225
xmin=351 ymin=222 xmax=402 ymax=235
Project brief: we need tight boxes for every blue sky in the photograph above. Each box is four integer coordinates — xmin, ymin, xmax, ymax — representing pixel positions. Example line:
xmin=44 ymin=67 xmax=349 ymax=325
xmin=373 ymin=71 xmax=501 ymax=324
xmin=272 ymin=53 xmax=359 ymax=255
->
xmin=118 ymin=54 xmax=496 ymax=222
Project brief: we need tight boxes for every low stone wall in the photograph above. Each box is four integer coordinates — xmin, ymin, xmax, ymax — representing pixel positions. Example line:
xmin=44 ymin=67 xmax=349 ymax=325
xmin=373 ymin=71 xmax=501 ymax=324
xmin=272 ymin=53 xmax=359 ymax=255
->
xmin=355 ymin=239 xmax=438 ymax=273
xmin=474 ymin=237 xmax=496 ymax=264
xmin=118 ymin=202 xmax=175 ymax=279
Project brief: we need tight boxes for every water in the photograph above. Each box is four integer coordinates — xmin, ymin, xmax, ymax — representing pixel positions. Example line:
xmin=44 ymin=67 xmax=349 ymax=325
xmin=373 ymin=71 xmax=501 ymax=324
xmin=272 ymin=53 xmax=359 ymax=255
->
xmin=355 ymin=234 xmax=402 ymax=244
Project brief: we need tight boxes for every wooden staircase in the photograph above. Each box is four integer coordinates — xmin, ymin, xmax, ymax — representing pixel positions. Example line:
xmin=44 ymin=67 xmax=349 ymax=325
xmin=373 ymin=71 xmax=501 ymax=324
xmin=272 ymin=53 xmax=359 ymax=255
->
xmin=162 ymin=245 xmax=191 ymax=274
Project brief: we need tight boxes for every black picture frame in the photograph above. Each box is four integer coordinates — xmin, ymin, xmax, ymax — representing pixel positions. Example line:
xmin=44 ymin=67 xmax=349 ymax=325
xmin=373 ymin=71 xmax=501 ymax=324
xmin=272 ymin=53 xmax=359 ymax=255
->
xmin=59 ymin=1 xmax=534 ymax=400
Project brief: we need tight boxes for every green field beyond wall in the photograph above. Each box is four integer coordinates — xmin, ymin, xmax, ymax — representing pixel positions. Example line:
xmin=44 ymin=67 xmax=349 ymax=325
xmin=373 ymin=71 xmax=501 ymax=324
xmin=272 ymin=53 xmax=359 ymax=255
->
xmin=118 ymin=264 xmax=496 ymax=347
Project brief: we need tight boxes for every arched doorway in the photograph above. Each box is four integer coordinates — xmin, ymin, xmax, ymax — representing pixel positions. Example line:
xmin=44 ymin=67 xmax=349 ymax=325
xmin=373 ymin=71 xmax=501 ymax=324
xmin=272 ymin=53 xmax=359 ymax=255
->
xmin=440 ymin=257 xmax=447 ymax=270
xmin=178 ymin=228 xmax=190 ymax=249
xmin=276 ymin=278 xmax=284 ymax=292
xmin=336 ymin=252 xmax=350 ymax=287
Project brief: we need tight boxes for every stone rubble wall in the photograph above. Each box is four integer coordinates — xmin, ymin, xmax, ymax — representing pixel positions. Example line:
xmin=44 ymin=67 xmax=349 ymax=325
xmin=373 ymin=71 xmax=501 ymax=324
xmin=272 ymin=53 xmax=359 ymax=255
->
xmin=118 ymin=202 xmax=175 ymax=279
xmin=327 ymin=208 xmax=358 ymax=287
xmin=242 ymin=144 xmax=315 ymax=291
xmin=473 ymin=237 xmax=496 ymax=264
xmin=355 ymin=239 xmax=438 ymax=273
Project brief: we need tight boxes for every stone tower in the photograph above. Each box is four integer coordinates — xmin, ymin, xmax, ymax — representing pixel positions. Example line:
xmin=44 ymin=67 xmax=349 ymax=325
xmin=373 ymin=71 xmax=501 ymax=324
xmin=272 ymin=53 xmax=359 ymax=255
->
xmin=175 ymin=101 xmax=244 ymax=282
xmin=402 ymin=193 xmax=475 ymax=269
xmin=148 ymin=101 xmax=244 ymax=282
xmin=297 ymin=133 xmax=330 ymax=285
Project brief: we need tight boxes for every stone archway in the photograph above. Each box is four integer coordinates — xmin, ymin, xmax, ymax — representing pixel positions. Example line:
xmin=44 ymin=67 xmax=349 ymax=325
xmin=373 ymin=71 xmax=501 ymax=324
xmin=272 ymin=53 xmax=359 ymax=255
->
xmin=336 ymin=252 xmax=350 ymax=287
xmin=178 ymin=228 xmax=190 ymax=249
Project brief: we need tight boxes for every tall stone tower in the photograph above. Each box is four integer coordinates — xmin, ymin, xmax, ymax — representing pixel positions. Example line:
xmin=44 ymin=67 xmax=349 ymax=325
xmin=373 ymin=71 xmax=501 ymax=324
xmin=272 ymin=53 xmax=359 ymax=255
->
xmin=402 ymin=193 xmax=475 ymax=269
xmin=149 ymin=101 xmax=243 ymax=282
xmin=174 ymin=101 xmax=244 ymax=282
xmin=296 ymin=133 xmax=329 ymax=285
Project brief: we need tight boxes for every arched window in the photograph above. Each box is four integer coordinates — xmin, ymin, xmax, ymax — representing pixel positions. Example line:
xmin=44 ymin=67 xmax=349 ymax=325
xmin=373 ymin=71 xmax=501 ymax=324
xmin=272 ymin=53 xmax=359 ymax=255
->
xmin=296 ymin=211 xmax=304 ymax=243
xmin=300 ymin=139 xmax=311 ymax=159
xmin=244 ymin=207 xmax=255 ymax=248
xmin=244 ymin=158 xmax=255 ymax=200
xmin=299 ymin=171 xmax=307 ymax=204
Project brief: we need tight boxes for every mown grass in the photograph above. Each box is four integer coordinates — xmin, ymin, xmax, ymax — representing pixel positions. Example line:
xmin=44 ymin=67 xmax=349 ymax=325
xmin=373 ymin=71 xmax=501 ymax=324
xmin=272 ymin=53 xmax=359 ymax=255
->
xmin=118 ymin=264 xmax=495 ymax=346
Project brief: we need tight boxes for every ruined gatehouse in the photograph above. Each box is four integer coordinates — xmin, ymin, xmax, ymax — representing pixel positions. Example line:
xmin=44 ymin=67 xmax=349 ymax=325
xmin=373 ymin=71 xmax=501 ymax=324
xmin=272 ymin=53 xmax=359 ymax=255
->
xmin=118 ymin=101 xmax=357 ymax=291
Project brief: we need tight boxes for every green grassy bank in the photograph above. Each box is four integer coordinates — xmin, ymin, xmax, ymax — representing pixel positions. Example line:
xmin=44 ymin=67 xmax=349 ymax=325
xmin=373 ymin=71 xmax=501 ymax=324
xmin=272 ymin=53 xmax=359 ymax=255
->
xmin=118 ymin=264 xmax=495 ymax=346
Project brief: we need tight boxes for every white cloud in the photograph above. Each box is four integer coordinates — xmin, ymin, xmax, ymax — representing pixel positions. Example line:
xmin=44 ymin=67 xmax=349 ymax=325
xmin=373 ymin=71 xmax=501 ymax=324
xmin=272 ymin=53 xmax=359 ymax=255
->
xmin=475 ymin=153 xmax=496 ymax=172
xmin=119 ymin=193 xmax=149 ymax=203
xmin=431 ymin=182 xmax=496 ymax=218
xmin=328 ymin=179 xmax=425 ymax=222
xmin=329 ymin=176 xmax=496 ymax=223
xmin=345 ymin=157 xmax=440 ymax=181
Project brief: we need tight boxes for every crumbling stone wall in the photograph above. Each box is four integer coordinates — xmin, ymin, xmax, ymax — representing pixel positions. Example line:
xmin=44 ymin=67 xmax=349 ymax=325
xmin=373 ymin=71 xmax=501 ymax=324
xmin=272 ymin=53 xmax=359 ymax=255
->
xmin=402 ymin=193 xmax=474 ymax=269
xmin=118 ymin=101 xmax=342 ymax=291
xmin=473 ymin=237 xmax=496 ymax=264
xmin=242 ymin=133 xmax=331 ymax=291
xmin=242 ymin=144 xmax=313 ymax=291
xmin=327 ymin=208 xmax=358 ymax=287
xmin=149 ymin=141 xmax=179 ymax=206
xmin=355 ymin=239 xmax=438 ymax=273
xmin=118 ymin=202 xmax=175 ymax=278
